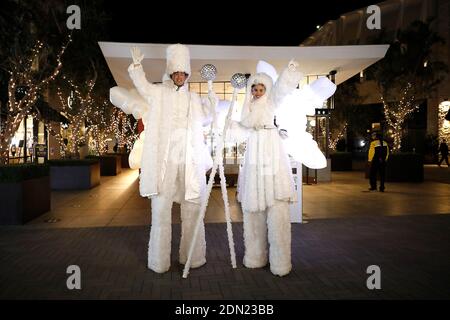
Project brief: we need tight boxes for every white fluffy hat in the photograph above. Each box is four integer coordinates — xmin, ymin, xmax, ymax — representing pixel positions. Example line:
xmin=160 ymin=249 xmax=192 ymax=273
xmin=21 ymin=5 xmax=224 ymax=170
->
xmin=166 ymin=43 xmax=191 ymax=76
xmin=246 ymin=72 xmax=274 ymax=96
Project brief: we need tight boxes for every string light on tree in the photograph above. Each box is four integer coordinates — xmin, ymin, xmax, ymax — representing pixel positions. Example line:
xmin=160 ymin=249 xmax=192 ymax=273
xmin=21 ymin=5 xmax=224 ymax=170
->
xmin=380 ymin=82 xmax=420 ymax=152
xmin=54 ymin=72 xmax=99 ymax=158
xmin=109 ymin=107 xmax=138 ymax=152
xmin=329 ymin=123 xmax=347 ymax=151
xmin=0 ymin=34 xmax=72 ymax=164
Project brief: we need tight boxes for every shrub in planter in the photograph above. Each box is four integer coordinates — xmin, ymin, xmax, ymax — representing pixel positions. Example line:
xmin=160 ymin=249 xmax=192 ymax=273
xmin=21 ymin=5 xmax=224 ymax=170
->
xmin=48 ymin=159 xmax=100 ymax=190
xmin=86 ymin=155 xmax=122 ymax=176
xmin=0 ymin=164 xmax=50 ymax=225
xmin=330 ymin=152 xmax=352 ymax=171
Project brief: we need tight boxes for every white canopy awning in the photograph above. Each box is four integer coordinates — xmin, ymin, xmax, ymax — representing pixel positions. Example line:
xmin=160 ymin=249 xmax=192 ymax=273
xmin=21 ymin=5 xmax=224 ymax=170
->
xmin=98 ymin=42 xmax=389 ymax=87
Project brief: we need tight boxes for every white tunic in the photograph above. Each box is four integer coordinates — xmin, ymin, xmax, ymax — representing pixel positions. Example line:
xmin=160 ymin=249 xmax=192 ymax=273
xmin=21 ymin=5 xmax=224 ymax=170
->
xmin=236 ymin=67 xmax=303 ymax=213
xmin=237 ymin=96 xmax=296 ymax=213
xmin=127 ymin=64 xmax=215 ymax=203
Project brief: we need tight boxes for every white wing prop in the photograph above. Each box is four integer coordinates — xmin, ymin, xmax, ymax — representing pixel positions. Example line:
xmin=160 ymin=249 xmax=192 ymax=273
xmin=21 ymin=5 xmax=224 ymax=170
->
xmin=110 ymin=86 xmax=149 ymax=120
xmin=128 ymin=132 xmax=144 ymax=169
xmin=276 ymin=77 xmax=337 ymax=169
xmin=216 ymin=99 xmax=231 ymax=130
xmin=110 ymin=86 xmax=150 ymax=170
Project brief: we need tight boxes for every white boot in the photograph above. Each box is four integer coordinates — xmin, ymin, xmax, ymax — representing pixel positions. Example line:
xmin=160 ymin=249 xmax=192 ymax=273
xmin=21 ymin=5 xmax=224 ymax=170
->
xmin=267 ymin=201 xmax=292 ymax=276
xmin=179 ymin=200 xmax=206 ymax=269
xmin=243 ymin=211 xmax=268 ymax=268
xmin=147 ymin=196 xmax=173 ymax=273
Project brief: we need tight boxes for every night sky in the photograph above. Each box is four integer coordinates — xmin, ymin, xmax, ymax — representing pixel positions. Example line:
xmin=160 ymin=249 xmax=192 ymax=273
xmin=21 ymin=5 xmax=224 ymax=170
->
xmin=104 ymin=0 xmax=379 ymax=46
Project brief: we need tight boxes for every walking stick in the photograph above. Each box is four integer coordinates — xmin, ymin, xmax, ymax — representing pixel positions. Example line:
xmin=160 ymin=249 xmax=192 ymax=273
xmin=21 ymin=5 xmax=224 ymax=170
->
xmin=182 ymin=71 xmax=247 ymax=278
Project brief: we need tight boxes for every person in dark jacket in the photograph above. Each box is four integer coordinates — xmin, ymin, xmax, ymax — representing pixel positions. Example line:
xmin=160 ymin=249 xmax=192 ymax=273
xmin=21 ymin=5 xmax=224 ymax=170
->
xmin=438 ymin=139 xmax=449 ymax=167
xmin=368 ymin=132 xmax=390 ymax=192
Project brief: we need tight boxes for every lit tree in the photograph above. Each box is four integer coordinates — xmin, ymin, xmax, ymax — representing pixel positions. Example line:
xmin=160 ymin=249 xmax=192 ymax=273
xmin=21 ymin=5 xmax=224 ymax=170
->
xmin=380 ymin=83 xmax=420 ymax=152
xmin=45 ymin=123 xmax=69 ymax=158
xmin=87 ymin=100 xmax=113 ymax=156
xmin=109 ymin=108 xmax=138 ymax=152
xmin=367 ymin=19 xmax=448 ymax=152
xmin=329 ymin=122 xmax=347 ymax=151
xmin=0 ymin=36 xmax=71 ymax=164
xmin=85 ymin=107 xmax=138 ymax=156
xmin=0 ymin=0 xmax=78 ymax=164
xmin=330 ymin=75 xmax=366 ymax=152
xmin=54 ymin=71 xmax=98 ymax=158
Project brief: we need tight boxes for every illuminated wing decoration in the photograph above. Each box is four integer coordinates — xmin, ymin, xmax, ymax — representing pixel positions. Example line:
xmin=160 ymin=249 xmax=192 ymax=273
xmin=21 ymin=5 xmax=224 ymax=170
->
xmin=276 ymin=76 xmax=336 ymax=169
xmin=110 ymin=86 xmax=149 ymax=120
xmin=128 ymin=132 xmax=144 ymax=169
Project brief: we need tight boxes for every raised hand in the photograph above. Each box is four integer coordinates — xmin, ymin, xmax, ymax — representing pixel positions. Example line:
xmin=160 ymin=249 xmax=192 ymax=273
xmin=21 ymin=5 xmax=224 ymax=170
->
xmin=131 ymin=46 xmax=144 ymax=65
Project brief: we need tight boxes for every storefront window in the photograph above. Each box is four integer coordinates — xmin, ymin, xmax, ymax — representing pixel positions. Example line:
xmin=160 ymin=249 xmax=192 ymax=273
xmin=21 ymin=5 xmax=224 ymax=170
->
xmin=9 ymin=116 xmax=34 ymax=163
xmin=8 ymin=116 xmax=47 ymax=163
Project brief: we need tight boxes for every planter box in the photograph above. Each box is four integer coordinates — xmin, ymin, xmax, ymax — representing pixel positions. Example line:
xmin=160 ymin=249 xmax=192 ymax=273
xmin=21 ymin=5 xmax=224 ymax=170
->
xmin=99 ymin=155 xmax=122 ymax=176
xmin=386 ymin=153 xmax=424 ymax=182
xmin=106 ymin=153 xmax=130 ymax=169
xmin=120 ymin=153 xmax=130 ymax=168
xmin=86 ymin=155 xmax=122 ymax=176
xmin=0 ymin=176 xmax=50 ymax=225
xmin=50 ymin=162 xmax=100 ymax=190
xmin=364 ymin=153 xmax=424 ymax=182
xmin=330 ymin=152 xmax=352 ymax=171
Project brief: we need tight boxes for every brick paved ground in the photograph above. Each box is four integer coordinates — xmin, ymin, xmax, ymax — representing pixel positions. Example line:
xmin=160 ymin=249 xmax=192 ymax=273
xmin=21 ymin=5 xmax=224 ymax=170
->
xmin=1 ymin=214 xmax=450 ymax=299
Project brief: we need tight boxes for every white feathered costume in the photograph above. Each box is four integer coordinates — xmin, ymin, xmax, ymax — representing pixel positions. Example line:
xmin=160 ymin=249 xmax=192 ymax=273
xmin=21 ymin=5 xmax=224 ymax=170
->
xmin=110 ymin=44 xmax=216 ymax=273
xmin=233 ymin=62 xmax=303 ymax=276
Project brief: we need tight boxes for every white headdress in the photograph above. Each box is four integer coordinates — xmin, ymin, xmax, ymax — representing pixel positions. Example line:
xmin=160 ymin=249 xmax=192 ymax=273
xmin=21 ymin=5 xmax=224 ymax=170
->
xmin=165 ymin=43 xmax=191 ymax=76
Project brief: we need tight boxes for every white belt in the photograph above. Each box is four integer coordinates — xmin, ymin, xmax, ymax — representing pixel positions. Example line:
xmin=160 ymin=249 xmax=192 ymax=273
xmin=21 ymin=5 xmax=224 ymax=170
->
xmin=254 ymin=125 xmax=277 ymax=130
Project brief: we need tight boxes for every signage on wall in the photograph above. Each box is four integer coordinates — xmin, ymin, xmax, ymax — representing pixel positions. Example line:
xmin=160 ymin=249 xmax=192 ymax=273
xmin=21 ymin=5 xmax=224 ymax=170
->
xmin=35 ymin=144 xmax=47 ymax=157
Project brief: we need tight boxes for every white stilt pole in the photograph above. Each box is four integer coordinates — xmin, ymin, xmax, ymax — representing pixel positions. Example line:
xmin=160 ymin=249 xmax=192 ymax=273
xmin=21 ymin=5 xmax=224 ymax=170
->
xmin=182 ymin=89 xmax=239 ymax=279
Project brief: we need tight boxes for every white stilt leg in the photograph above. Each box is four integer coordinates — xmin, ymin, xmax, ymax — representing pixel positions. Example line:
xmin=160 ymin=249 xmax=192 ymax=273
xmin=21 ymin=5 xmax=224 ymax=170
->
xmin=183 ymin=90 xmax=239 ymax=278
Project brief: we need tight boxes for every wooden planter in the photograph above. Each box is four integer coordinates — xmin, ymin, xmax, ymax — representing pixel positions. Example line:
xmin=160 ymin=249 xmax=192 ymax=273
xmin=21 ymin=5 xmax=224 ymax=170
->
xmin=99 ymin=155 xmax=122 ymax=176
xmin=0 ymin=176 xmax=51 ymax=225
xmin=50 ymin=162 xmax=100 ymax=190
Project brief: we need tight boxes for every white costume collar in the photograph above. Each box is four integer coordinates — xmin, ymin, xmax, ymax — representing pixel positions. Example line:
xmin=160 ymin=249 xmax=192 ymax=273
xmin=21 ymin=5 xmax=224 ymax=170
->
xmin=166 ymin=80 xmax=188 ymax=92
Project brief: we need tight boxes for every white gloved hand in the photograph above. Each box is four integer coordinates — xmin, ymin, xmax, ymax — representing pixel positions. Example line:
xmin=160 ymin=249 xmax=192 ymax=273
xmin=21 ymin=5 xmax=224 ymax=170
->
xmin=288 ymin=59 xmax=299 ymax=72
xmin=131 ymin=46 xmax=144 ymax=65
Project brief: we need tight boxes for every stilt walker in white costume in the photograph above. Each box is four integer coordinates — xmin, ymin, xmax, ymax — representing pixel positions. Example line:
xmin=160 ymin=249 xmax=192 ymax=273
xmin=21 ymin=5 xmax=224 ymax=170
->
xmin=111 ymin=44 xmax=217 ymax=273
xmin=227 ymin=59 xmax=335 ymax=277
xmin=232 ymin=60 xmax=304 ymax=277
